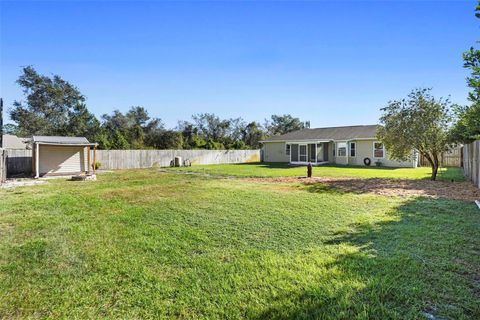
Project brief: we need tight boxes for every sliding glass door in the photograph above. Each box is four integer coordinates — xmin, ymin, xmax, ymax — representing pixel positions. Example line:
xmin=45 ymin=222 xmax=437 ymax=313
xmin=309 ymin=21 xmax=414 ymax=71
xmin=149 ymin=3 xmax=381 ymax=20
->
xmin=299 ymin=145 xmax=307 ymax=162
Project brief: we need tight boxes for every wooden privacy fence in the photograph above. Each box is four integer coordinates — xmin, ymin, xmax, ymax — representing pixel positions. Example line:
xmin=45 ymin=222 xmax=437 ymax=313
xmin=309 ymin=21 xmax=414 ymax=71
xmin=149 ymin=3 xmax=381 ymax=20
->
xmin=417 ymin=146 xmax=463 ymax=167
xmin=463 ymin=141 xmax=480 ymax=189
xmin=0 ymin=149 xmax=7 ymax=183
xmin=6 ymin=149 xmax=32 ymax=176
xmin=4 ymin=149 xmax=261 ymax=176
xmin=95 ymin=149 xmax=261 ymax=170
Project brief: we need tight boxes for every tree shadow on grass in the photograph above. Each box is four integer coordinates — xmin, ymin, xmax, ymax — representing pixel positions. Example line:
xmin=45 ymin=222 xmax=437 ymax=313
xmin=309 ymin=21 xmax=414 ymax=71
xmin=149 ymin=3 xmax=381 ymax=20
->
xmin=253 ymin=197 xmax=480 ymax=320
xmin=302 ymin=178 xmax=480 ymax=201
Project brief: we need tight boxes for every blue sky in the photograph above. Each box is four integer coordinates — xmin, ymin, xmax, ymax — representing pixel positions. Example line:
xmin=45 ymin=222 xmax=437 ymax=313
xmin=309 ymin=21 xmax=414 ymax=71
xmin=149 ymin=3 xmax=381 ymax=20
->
xmin=0 ymin=0 xmax=478 ymax=128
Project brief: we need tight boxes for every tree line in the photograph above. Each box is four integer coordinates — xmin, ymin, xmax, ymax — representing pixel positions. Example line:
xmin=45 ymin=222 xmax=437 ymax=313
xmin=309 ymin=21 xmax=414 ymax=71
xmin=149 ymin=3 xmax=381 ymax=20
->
xmin=3 ymin=66 xmax=308 ymax=150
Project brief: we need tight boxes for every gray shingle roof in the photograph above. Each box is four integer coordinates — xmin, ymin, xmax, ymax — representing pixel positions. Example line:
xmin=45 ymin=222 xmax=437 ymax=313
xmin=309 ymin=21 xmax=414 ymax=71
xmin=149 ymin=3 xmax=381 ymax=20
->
xmin=32 ymin=136 xmax=91 ymax=145
xmin=262 ymin=125 xmax=380 ymax=142
xmin=2 ymin=134 xmax=31 ymax=149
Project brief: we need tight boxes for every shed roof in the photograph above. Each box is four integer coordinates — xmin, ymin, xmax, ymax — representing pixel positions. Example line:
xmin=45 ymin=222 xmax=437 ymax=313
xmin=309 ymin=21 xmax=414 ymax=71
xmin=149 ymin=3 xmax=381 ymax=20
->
xmin=2 ymin=134 xmax=30 ymax=149
xmin=32 ymin=136 xmax=93 ymax=145
xmin=262 ymin=125 xmax=379 ymax=142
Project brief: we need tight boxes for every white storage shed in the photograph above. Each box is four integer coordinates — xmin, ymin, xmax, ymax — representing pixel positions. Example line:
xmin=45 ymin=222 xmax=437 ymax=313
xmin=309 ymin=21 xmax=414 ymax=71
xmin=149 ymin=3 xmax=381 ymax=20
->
xmin=32 ymin=136 xmax=97 ymax=178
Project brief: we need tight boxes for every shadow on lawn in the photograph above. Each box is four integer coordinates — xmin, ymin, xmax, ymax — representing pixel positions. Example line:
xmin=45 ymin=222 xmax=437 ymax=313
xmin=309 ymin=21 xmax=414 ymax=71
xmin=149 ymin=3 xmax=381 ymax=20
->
xmin=302 ymin=178 xmax=480 ymax=201
xmin=253 ymin=197 xmax=480 ymax=320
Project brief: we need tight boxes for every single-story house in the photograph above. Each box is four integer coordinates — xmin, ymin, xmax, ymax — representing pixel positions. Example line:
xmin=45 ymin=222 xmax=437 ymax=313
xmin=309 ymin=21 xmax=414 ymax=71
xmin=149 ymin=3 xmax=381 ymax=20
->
xmin=261 ymin=125 xmax=417 ymax=168
xmin=32 ymin=136 xmax=97 ymax=178
xmin=1 ymin=134 xmax=31 ymax=149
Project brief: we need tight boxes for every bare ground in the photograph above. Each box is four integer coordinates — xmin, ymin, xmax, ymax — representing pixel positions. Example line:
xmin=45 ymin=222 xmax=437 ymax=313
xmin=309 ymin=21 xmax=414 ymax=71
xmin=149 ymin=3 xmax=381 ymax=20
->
xmin=242 ymin=176 xmax=480 ymax=201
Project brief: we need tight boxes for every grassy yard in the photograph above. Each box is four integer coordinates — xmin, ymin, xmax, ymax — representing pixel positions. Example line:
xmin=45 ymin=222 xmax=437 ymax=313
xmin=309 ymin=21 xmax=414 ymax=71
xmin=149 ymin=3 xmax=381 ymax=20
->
xmin=168 ymin=162 xmax=465 ymax=181
xmin=0 ymin=169 xmax=478 ymax=319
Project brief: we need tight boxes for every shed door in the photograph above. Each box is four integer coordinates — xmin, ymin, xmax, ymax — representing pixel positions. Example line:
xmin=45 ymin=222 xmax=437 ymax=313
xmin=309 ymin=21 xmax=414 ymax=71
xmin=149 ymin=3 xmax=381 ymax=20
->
xmin=39 ymin=145 xmax=86 ymax=175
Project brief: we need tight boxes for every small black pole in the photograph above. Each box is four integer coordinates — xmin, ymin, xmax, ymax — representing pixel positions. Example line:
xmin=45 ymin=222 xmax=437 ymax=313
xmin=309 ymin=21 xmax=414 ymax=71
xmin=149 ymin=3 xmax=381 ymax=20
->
xmin=307 ymin=162 xmax=312 ymax=178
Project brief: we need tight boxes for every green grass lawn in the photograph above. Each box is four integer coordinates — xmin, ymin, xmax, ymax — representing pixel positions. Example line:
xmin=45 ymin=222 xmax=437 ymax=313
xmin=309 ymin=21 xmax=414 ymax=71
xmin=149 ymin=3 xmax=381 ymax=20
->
xmin=168 ymin=162 xmax=465 ymax=181
xmin=0 ymin=169 xmax=478 ymax=319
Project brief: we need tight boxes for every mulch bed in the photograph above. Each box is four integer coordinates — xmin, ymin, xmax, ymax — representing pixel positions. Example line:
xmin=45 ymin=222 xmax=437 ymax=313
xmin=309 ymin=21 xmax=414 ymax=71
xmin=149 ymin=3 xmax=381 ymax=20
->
xmin=242 ymin=176 xmax=480 ymax=201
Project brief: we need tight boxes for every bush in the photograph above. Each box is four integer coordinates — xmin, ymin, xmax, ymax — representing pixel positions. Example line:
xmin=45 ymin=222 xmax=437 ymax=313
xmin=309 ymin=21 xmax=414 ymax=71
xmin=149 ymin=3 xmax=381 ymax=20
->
xmin=92 ymin=162 xmax=101 ymax=170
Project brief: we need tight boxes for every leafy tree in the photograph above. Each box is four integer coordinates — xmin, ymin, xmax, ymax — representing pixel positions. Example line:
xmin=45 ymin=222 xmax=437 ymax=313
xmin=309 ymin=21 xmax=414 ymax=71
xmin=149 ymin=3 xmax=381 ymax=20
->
xmin=378 ymin=88 xmax=454 ymax=180
xmin=241 ymin=121 xmax=265 ymax=149
xmin=110 ymin=131 xmax=130 ymax=149
xmin=66 ymin=103 xmax=102 ymax=142
xmin=451 ymin=2 xmax=480 ymax=142
xmin=177 ymin=122 xmax=207 ymax=149
xmin=9 ymin=66 xmax=99 ymax=138
xmin=101 ymin=107 xmax=162 ymax=149
xmin=265 ymin=114 xmax=306 ymax=136
xmin=146 ymin=130 xmax=183 ymax=149
xmin=2 ymin=124 xmax=19 ymax=135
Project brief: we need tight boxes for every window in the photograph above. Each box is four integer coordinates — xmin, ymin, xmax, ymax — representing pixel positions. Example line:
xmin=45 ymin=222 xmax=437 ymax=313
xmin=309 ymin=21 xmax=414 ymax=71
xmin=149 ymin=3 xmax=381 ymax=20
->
xmin=286 ymin=144 xmax=291 ymax=156
xmin=374 ymin=142 xmax=384 ymax=158
xmin=337 ymin=142 xmax=347 ymax=157
xmin=333 ymin=142 xmax=336 ymax=156
xmin=350 ymin=142 xmax=356 ymax=157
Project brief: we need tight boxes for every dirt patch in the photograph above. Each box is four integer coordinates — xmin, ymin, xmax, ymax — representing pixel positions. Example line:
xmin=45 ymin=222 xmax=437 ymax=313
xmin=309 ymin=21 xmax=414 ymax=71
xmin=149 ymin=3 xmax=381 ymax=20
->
xmin=242 ymin=176 xmax=480 ymax=201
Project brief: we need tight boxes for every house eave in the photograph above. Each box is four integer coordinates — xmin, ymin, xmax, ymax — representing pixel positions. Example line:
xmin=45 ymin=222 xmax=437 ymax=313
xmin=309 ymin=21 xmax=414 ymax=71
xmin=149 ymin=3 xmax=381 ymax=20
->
xmin=260 ymin=137 xmax=377 ymax=143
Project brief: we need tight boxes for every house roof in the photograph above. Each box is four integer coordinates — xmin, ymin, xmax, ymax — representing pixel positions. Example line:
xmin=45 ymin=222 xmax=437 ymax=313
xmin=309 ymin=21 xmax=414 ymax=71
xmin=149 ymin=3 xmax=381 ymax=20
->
xmin=2 ymin=134 xmax=31 ymax=149
xmin=32 ymin=136 xmax=94 ymax=145
xmin=262 ymin=125 xmax=380 ymax=142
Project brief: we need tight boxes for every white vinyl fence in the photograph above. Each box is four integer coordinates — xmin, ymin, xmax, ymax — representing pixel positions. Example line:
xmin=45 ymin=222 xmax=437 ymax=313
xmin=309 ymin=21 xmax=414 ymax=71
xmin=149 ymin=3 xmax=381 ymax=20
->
xmin=463 ymin=141 xmax=480 ymax=188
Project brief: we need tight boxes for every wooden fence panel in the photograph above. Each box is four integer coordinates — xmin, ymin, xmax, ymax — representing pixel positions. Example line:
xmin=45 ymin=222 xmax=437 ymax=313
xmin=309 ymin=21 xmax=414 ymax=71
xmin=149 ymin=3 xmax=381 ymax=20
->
xmin=0 ymin=149 xmax=6 ymax=183
xmin=463 ymin=141 xmax=480 ymax=188
xmin=6 ymin=149 xmax=32 ymax=177
xmin=1 ymin=149 xmax=261 ymax=176
xmin=418 ymin=145 xmax=462 ymax=167
xmin=95 ymin=149 xmax=260 ymax=170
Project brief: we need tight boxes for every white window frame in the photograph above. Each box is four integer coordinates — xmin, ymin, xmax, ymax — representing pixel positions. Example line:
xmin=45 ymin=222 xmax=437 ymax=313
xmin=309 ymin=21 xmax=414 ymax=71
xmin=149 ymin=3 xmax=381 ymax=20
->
xmin=336 ymin=142 xmax=347 ymax=157
xmin=373 ymin=141 xmax=385 ymax=158
xmin=349 ymin=142 xmax=356 ymax=157
xmin=286 ymin=144 xmax=291 ymax=156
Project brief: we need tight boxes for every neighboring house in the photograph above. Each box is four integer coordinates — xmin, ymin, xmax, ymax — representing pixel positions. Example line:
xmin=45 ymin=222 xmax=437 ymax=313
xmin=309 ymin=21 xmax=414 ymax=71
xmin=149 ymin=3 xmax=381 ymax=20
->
xmin=1 ymin=134 xmax=31 ymax=149
xmin=32 ymin=136 xmax=97 ymax=178
xmin=261 ymin=125 xmax=417 ymax=168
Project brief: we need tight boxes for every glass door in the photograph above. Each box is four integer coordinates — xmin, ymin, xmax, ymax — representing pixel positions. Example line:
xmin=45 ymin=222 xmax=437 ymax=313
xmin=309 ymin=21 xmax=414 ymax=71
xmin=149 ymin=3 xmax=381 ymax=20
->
xmin=299 ymin=144 xmax=307 ymax=162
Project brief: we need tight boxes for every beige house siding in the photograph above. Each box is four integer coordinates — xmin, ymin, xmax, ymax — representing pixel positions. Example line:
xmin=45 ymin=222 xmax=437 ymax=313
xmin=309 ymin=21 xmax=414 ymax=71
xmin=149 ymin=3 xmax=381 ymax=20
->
xmin=263 ymin=142 xmax=289 ymax=162
xmin=350 ymin=140 xmax=416 ymax=168
xmin=263 ymin=140 xmax=416 ymax=168
xmin=38 ymin=145 xmax=88 ymax=175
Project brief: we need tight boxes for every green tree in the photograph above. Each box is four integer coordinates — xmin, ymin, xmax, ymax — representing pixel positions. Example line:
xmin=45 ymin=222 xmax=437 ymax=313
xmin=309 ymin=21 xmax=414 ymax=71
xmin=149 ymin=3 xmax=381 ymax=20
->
xmin=241 ymin=121 xmax=265 ymax=149
xmin=2 ymin=124 xmax=19 ymax=135
xmin=378 ymin=88 xmax=454 ymax=181
xmin=451 ymin=2 xmax=480 ymax=142
xmin=265 ymin=114 xmax=306 ymax=136
xmin=101 ymin=107 xmax=161 ymax=149
xmin=110 ymin=131 xmax=130 ymax=149
xmin=146 ymin=130 xmax=183 ymax=149
xmin=9 ymin=66 xmax=99 ymax=138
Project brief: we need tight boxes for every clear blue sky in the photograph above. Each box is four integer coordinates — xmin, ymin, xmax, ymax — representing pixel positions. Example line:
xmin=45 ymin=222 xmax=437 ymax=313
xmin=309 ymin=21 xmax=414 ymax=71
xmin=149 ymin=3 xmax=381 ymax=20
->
xmin=0 ymin=0 xmax=478 ymax=129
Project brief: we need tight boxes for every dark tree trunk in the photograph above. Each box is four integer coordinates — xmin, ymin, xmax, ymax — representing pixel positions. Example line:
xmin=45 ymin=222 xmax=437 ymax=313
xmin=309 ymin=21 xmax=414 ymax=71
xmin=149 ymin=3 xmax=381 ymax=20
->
xmin=420 ymin=150 xmax=439 ymax=181
xmin=431 ymin=163 xmax=438 ymax=181
xmin=431 ymin=152 xmax=440 ymax=181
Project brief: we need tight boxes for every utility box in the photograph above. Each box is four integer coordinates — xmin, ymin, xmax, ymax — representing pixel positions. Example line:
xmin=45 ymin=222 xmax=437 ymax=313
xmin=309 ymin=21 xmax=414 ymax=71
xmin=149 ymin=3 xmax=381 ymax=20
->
xmin=174 ymin=156 xmax=182 ymax=167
